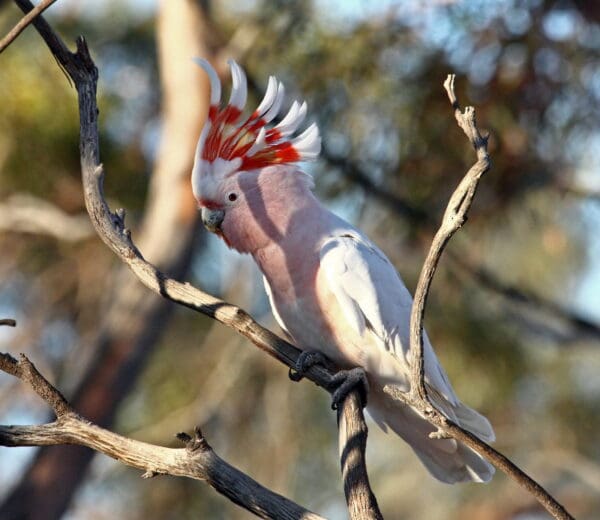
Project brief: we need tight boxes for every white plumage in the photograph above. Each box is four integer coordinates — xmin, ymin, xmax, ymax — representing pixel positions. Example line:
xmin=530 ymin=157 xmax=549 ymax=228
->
xmin=192 ymin=59 xmax=496 ymax=484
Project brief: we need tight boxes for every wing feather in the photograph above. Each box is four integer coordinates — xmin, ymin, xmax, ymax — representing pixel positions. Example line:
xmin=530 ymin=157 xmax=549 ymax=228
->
xmin=319 ymin=232 xmax=458 ymax=406
xmin=263 ymin=276 xmax=291 ymax=336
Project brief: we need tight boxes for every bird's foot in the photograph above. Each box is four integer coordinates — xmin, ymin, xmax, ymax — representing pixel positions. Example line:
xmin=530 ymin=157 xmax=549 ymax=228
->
xmin=330 ymin=367 xmax=369 ymax=410
xmin=288 ymin=352 xmax=369 ymax=410
xmin=288 ymin=350 xmax=329 ymax=382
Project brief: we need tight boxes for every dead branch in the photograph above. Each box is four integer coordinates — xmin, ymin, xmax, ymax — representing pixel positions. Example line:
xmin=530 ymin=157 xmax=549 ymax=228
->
xmin=5 ymin=2 xmax=575 ymax=519
xmin=408 ymin=74 xmax=491 ymax=404
xmin=0 ymin=0 xmax=57 ymax=53
xmin=9 ymin=2 xmax=380 ymax=518
xmin=0 ymin=194 xmax=93 ymax=241
xmin=321 ymin=137 xmax=600 ymax=342
xmin=394 ymin=75 xmax=574 ymax=520
xmin=0 ymin=319 xmax=17 ymax=327
xmin=337 ymin=393 xmax=383 ymax=520
xmin=0 ymin=353 xmax=325 ymax=520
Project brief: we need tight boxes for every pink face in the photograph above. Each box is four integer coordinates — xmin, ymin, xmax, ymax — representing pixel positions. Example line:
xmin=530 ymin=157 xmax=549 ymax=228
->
xmin=191 ymin=59 xmax=320 ymax=254
xmin=195 ymin=168 xmax=297 ymax=255
xmin=196 ymin=171 xmax=270 ymax=252
xmin=196 ymin=176 xmax=240 ymax=246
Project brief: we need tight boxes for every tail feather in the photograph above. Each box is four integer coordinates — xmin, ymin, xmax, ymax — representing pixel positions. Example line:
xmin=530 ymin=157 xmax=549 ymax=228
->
xmin=453 ymin=400 xmax=495 ymax=443
xmin=367 ymin=389 xmax=495 ymax=484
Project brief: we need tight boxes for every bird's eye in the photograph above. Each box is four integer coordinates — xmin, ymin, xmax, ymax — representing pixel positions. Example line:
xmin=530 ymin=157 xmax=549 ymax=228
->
xmin=228 ymin=192 xmax=238 ymax=202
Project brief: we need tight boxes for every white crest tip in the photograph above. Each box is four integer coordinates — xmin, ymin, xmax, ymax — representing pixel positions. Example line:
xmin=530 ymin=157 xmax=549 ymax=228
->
xmin=228 ymin=59 xmax=248 ymax=110
xmin=193 ymin=57 xmax=221 ymax=106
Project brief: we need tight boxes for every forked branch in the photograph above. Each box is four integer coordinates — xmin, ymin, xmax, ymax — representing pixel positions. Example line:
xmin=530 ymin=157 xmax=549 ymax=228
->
xmin=0 ymin=353 xmax=325 ymax=520
xmin=397 ymin=75 xmax=574 ymax=520
xmin=408 ymin=74 xmax=490 ymax=404
xmin=7 ymin=1 xmax=379 ymax=518
xmin=5 ymin=1 xmax=575 ymax=518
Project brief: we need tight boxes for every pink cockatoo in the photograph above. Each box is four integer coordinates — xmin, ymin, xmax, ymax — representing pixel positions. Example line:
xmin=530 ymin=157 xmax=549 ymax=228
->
xmin=192 ymin=59 xmax=495 ymax=484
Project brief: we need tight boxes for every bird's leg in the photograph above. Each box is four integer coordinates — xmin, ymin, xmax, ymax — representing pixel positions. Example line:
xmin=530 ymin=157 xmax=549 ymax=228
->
xmin=289 ymin=352 xmax=369 ymax=409
xmin=288 ymin=350 xmax=329 ymax=382
xmin=329 ymin=367 xmax=369 ymax=410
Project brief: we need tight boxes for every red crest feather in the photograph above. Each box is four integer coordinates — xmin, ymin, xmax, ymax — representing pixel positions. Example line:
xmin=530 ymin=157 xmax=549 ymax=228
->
xmin=193 ymin=59 xmax=321 ymax=174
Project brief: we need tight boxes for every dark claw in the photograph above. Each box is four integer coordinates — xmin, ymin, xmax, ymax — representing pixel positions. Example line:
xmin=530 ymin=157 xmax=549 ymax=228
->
xmin=330 ymin=367 xmax=369 ymax=410
xmin=288 ymin=350 xmax=329 ymax=382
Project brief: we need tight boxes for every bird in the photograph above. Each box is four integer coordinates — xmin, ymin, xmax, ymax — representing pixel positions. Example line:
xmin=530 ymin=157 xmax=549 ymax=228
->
xmin=191 ymin=58 xmax=495 ymax=484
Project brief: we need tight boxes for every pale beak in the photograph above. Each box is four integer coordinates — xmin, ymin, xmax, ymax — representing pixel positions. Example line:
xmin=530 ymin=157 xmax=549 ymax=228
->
xmin=201 ymin=207 xmax=225 ymax=233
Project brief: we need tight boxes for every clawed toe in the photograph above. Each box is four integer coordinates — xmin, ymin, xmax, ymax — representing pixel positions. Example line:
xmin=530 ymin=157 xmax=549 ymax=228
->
xmin=330 ymin=367 xmax=369 ymax=410
xmin=288 ymin=353 xmax=369 ymax=410
xmin=288 ymin=350 xmax=329 ymax=382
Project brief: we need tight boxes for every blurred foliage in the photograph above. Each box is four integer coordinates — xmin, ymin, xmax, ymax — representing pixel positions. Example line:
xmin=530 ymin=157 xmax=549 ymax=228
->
xmin=1 ymin=0 xmax=600 ymax=519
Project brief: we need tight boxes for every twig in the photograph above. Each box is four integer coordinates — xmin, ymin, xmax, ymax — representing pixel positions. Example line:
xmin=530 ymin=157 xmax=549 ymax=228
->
xmin=320 ymin=127 xmax=600 ymax=342
xmin=0 ymin=352 xmax=71 ymax=415
xmin=0 ymin=194 xmax=93 ymax=241
xmin=11 ymin=2 xmax=379 ymax=517
xmin=0 ymin=0 xmax=57 ymax=53
xmin=408 ymin=74 xmax=490 ymax=404
xmin=0 ymin=353 xmax=325 ymax=520
xmin=0 ymin=319 xmax=17 ymax=327
xmin=7 ymin=2 xmax=574 ymax=518
xmin=555 ymin=181 xmax=600 ymax=202
xmin=400 ymin=74 xmax=574 ymax=520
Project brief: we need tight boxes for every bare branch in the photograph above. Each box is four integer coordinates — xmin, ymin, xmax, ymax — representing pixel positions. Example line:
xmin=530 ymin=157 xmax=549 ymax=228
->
xmin=320 ymin=126 xmax=600 ymax=343
xmin=0 ymin=0 xmax=57 ymax=53
xmin=0 ymin=319 xmax=17 ymax=327
xmin=398 ymin=74 xmax=574 ymax=520
xmin=337 ymin=393 xmax=383 ymax=520
xmin=10 ymin=3 xmax=380 ymax=517
xmin=0 ymin=352 xmax=71 ymax=416
xmin=13 ymin=0 xmax=73 ymax=66
xmin=409 ymin=74 xmax=490 ymax=404
xmin=0 ymin=353 xmax=325 ymax=520
xmin=0 ymin=194 xmax=94 ymax=241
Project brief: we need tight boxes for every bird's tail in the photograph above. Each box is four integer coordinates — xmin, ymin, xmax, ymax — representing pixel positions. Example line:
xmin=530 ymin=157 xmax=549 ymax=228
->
xmin=366 ymin=388 xmax=495 ymax=484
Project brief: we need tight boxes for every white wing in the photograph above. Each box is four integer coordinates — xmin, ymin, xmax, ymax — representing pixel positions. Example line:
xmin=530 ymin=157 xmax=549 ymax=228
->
xmin=263 ymin=276 xmax=291 ymax=337
xmin=319 ymin=232 xmax=458 ymax=406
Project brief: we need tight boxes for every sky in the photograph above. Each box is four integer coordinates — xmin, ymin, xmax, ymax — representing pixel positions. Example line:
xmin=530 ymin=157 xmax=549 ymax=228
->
xmin=31 ymin=0 xmax=600 ymax=323
xmin=2 ymin=1 xmax=599 ymax=517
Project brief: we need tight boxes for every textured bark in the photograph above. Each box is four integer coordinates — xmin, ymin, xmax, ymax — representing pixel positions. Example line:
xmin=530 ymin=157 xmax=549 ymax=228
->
xmin=338 ymin=393 xmax=383 ymax=520
xmin=0 ymin=1 xmax=211 ymax=519
xmin=391 ymin=75 xmax=574 ymax=520
xmin=1 ymin=2 xmax=574 ymax=519
xmin=2 ymin=2 xmax=380 ymax=518
xmin=0 ymin=353 xmax=326 ymax=520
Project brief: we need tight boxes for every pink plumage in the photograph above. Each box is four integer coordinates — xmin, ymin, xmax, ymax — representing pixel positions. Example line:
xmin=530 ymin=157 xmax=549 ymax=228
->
xmin=192 ymin=59 xmax=495 ymax=484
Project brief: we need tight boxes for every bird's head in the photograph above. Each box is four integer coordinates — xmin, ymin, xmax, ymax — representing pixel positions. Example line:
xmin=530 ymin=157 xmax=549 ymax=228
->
xmin=191 ymin=59 xmax=321 ymax=245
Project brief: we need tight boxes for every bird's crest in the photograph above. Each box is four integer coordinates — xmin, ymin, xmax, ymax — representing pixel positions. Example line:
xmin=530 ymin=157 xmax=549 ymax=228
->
xmin=192 ymin=59 xmax=320 ymax=194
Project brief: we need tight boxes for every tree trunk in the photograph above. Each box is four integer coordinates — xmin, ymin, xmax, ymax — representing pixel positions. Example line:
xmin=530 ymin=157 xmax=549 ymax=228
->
xmin=0 ymin=1 xmax=212 ymax=518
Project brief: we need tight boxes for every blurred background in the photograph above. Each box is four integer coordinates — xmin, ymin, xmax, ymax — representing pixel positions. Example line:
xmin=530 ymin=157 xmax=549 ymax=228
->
xmin=1 ymin=0 xmax=599 ymax=518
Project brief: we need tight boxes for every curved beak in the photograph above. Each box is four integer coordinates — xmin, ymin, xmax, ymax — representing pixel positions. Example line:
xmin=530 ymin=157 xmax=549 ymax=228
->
xmin=201 ymin=207 xmax=225 ymax=233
